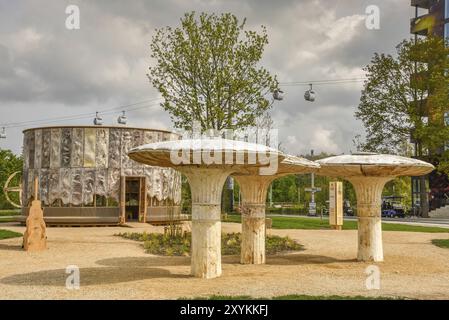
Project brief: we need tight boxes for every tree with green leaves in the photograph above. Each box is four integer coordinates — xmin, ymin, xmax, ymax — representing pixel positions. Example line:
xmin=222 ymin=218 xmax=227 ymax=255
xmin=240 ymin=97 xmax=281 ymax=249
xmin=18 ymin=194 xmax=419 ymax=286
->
xmin=148 ymin=12 xmax=279 ymax=131
xmin=355 ymin=36 xmax=449 ymax=161
xmin=355 ymin=36 xmax=449 ymax=217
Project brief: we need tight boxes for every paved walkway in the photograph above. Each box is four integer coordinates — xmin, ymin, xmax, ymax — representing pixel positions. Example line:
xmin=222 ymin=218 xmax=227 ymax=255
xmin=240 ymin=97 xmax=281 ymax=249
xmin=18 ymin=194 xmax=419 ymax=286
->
xmin=0 ymin=222 xmax=448 ymax=299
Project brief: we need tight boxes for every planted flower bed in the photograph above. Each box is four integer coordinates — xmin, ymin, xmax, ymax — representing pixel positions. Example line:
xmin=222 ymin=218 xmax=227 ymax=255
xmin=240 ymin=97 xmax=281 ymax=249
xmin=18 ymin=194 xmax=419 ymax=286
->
xmin=116 ymin=232 xmax=303 ymax=256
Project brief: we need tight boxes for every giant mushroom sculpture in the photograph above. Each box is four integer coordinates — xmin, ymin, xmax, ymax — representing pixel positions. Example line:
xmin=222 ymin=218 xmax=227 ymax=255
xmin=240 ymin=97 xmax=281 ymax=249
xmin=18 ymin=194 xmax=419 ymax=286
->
xmin=233 ymin=156 xmax=320 ymax=264
xmin=317 ymin=152 xmax=434 ymax=262
xmin=128 ymin=138 xmax=284 ymax=279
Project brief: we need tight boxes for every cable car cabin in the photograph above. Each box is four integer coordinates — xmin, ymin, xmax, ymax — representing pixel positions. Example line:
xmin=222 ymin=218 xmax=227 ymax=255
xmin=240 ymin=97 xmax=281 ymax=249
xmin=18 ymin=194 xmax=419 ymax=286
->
xmin=273 ymin=89 xmax=284 ymax=101
xmin=304 ymin=89 xmax=316 ymax=102
xmin=117 ymin=111 xmax=127 ymax=125
xmin=94 ymin=112 xmax=103 ymax=125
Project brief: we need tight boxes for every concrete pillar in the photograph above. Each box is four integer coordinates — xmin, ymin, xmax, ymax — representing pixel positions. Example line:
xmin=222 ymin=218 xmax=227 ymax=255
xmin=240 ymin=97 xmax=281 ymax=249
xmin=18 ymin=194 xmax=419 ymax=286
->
xmin=183 ymin=168 xmax=232 ymax=279
xmin=349 ymin=177 xmax=392 ymax=262
xmin=234 ymin=176 xmax=274 ymax=265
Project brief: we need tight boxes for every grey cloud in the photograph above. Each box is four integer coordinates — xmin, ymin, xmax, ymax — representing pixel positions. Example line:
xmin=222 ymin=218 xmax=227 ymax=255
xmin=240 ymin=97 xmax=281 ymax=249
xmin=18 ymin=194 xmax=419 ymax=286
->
xmin=0 ymin=0 xmax=411 ymax=155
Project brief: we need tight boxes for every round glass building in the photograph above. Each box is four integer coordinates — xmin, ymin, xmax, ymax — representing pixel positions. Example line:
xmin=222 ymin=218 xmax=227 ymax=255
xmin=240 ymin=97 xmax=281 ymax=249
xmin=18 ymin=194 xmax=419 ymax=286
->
xmin=20 ymin=126 xmax=182 ymax=226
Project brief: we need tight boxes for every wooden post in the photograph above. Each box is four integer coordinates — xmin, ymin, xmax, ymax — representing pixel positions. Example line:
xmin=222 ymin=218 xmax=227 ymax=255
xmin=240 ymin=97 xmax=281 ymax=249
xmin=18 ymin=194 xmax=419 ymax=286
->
xmin=329 ymin=181 xmax=343 ymax=230
xmin=120 ymin=176 xmax=126 ymax=224
xmin=140 ymin=177 xmax=147 ymax=223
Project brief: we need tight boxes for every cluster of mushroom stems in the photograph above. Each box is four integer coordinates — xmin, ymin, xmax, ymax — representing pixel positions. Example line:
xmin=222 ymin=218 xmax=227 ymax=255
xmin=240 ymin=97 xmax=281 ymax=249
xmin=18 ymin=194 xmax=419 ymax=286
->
xmin=128 ymin=139 xmax=434 ymax=279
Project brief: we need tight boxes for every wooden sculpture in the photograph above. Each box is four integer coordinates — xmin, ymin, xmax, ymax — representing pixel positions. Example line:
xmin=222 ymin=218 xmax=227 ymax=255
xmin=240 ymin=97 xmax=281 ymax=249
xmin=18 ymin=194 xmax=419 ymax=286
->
xmin=23 ymin=177 xmax=47 ymax=251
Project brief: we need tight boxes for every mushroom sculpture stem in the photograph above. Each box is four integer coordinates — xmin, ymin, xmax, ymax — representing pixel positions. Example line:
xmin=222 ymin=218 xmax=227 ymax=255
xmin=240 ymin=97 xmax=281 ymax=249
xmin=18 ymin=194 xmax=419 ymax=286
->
xmin=317 ymin=152 xmax=434 ymax=263
xmin=128 ymin=138 xmax=286 ymax=279
xmin=234 ymin=175 xmax=276 ymax=264
xmin=348 ymin=176 xmax=392 ymax=262
xmin=234 ymin=156 xmax=320 ymax=265
xmin=183 ymin=167 xmax=234 ymax=279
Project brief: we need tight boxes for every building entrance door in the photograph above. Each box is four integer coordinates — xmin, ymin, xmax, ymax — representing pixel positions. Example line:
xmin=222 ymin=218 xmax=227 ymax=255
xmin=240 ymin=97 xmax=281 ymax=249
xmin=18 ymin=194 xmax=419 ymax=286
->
xmin=125 ymin=178 xmax=141 ymax=221
xmin=123 ymin=177 xmax=147 ymax=223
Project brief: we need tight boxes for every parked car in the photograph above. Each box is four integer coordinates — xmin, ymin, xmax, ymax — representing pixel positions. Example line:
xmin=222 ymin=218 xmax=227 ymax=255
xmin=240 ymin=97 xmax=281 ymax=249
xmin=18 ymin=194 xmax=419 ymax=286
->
xmin=343 ymin=200 xmax=354 ymax=216
xmin=381 ymin=196 xmax=406 ymax=218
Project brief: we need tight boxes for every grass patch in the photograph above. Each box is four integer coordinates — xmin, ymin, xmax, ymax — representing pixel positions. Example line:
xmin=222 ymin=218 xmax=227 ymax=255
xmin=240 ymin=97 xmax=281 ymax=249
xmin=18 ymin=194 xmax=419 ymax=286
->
xmin=0 ymin=210 xmax=20 ymax=217
xmin=432 ymin=239 xmax=449 ymax=248
xmin=116 ymin=232 xmax=303 ymax=256
xmin=0 ymin=229 xmax=22 ymax=240
xmin=183 ymin=294 xmax=405 ymax=300
xmin=224 ymin=215 xmax=449 ymax=233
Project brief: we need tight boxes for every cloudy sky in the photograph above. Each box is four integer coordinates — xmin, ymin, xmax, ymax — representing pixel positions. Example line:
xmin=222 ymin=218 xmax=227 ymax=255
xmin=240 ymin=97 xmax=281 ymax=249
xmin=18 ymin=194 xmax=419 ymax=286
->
xmin=0 ymin=0 xmax=419 ymax=155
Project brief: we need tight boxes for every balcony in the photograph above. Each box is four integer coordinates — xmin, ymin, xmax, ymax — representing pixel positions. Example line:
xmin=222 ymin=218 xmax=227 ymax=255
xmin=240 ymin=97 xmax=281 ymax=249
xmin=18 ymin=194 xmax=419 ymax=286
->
xmin=411 ymin=0 xmax=433 ymax=10
xmin=411 ymin=14 xmax=437 ymax=35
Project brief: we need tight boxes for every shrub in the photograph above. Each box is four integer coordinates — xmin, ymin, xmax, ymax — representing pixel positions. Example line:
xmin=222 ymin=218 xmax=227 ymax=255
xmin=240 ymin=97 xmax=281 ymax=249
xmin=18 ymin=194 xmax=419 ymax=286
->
xmin=116 ymin=232 xmax=303 ymax=256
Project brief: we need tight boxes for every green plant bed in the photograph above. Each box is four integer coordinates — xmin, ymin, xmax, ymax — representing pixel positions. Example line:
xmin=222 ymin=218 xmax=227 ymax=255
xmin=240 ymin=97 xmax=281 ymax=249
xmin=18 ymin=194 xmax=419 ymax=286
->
xmin=432 ymin=239 xmax=449 ymax=248
xmin=0 ymin=229 xmax=22 ymax=240
xmin=116 ymin=232 xmax=303 ymax=256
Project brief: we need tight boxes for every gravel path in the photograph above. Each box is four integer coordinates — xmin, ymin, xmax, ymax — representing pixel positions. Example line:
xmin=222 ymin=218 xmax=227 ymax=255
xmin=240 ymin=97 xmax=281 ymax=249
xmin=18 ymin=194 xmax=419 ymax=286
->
xmin=0 ymin=222 xmax=448 ymax=300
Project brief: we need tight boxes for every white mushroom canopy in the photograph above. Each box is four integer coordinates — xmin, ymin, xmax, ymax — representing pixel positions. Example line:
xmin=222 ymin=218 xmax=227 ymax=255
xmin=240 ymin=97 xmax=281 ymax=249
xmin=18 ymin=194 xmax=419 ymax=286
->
xmin=128 ymin=138 xmax=285 ymax=172
xmin=278 ymin=155 xmax=320 ymax=174
xmin=317 ymin=152 xmax=435 ymax=177
xmin=233 ymin=155 xmax=320 ymax=177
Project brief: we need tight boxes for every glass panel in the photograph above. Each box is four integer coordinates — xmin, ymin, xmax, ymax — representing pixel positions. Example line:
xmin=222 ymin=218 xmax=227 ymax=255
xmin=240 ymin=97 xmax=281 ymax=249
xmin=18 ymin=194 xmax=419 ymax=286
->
xmin=84 ymin=128 xmax=96 ymax=167
xmin=96 ymin=128 xmax=109 ymax=168
xmin=107 ymin=168 xmax=121 ymax=201
xmin=39 ymin=169 xmax=49 ymax=205
xmin=60 ymin=168 xmax=72 ymax=205
xmin=121 ymin=130 xmax=133 ymax=168
xmin=41 ymin=129 xmax=51 ymax=168
xmin=96 ymin=195 xmax=107 ymax=207
xmin=48 ymin=169 xmax=60 ymax=205
xmin=71 ymin=168 xmax=83 ymax=206
xmin=96 ymin=169 xmax=108 ymax=197
xmin=108 ymin=128 xmax=121 ymax=168
xmin=34 ymin=129 xmax=42 ymax=169
xmin=27 ymin=131 xmax=35 ymax=169
xmin=83 ymin=169 xmax=96 ymax=206
xmin=50 ymin=128 xmax=61 ymax=169
xmin=61 ymin=128 xmax=72 ymax=168
xmin=71 ymin=128 xmax=84 ymax=167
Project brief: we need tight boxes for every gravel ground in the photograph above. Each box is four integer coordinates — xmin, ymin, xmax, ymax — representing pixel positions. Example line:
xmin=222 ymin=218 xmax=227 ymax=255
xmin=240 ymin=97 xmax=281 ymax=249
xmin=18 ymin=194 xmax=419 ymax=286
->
xmin=0 ymin=222 xmax=448 ymax=300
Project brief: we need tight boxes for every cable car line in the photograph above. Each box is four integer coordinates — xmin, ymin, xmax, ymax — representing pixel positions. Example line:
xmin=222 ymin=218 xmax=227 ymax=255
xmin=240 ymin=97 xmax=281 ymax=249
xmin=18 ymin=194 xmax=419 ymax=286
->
xmin=1 ymin=100 xmax=163 ymax=130
xmin=279 ymin=77 xmax=367 ymax=86
xmin=0 ymin=98 xmax=163 ymax=129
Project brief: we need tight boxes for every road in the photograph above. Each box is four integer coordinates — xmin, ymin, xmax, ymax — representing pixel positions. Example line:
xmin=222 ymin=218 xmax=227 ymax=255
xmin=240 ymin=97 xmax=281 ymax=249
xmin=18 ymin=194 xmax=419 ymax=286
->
xmin=269 ymin=214 xmax=449 ymax=228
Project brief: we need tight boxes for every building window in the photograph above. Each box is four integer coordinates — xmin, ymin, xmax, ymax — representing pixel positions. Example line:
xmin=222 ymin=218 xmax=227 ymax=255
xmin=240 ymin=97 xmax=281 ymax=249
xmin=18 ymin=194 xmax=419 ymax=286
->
xmin=445 ymin=112 xmax=449 ymax=126
xmin=446 ymin=0 xmax=449 ymax=19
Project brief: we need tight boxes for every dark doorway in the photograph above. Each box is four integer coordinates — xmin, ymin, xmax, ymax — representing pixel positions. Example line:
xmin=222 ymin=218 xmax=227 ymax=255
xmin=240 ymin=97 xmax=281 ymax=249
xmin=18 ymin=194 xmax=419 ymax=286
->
xmin=125 ymin=178 xmax=140 ymax=221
